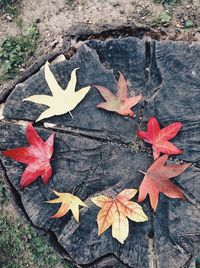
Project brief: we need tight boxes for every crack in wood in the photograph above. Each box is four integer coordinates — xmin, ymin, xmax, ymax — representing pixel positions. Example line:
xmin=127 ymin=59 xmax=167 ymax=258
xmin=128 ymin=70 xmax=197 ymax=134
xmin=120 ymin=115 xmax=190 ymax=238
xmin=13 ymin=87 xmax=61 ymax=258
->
xmin=80 ymin=253 xmax=132 ymax=268
xmin=145 ymin=41 xmax=151 ymax=84
xmin=142 ymin=40 xmax=163 ymax=105
xmin=73 ymin=164 xmax=101 ymax=196
xmin=1 ymin=118 xmax=200 ymax=172
xmin=147 ymin=204 xmax=159 ymax=268
xmin=148 ymin=235 xmax=158 ymax=268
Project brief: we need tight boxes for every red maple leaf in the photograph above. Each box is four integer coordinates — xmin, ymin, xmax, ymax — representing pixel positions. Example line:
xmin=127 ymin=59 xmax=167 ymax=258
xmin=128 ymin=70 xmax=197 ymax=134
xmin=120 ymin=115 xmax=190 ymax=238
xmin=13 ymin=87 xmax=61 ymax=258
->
xmin=2 ymin=123 xmax=54 ymax=188
xmin=95 ymin=72 xmax=142 ymax=117
xmin=137 ymin=116 xmax=183 ymax=160
xmin=138 ymin=154 xmax=190 ymax=211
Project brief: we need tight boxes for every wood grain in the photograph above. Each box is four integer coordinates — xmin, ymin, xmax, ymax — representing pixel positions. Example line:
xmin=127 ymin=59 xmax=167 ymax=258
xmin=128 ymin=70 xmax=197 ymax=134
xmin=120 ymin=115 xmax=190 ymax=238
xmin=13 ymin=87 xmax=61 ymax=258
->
xmin=1 ymin=37 xmax=200 ymax=267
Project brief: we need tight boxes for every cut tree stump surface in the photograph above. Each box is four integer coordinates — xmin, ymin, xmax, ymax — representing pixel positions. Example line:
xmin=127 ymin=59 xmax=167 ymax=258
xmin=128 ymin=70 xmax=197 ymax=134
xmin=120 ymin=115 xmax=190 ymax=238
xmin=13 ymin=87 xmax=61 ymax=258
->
xmin=1 ymin=36 xmax=200 ymax=268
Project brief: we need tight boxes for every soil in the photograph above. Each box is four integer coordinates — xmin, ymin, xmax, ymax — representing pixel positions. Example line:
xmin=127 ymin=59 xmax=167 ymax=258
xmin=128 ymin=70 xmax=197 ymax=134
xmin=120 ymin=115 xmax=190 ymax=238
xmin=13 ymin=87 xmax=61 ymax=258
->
xmin=1 ymin=0 xmax=200 ymax=58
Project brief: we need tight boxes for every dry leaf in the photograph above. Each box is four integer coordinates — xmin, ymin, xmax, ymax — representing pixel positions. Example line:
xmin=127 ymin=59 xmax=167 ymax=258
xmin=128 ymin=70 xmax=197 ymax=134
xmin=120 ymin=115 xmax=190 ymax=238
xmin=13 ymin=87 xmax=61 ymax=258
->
xmin=2 ymin=123 xmax=54 ymax=188
xmin=137 ymin=116 xmax=183 ymax=160
xmin=47 ymin=189 xmax=87 ymax=222
xmin=95 ymin=72 xmax=142 ymax=117
xmin=23 ymin=62 xmax=91 ymax=122
xmin=92 ymin=189 xmax=148 ymax=244
xmin=138 ymin=154 xmax=190 ymax=211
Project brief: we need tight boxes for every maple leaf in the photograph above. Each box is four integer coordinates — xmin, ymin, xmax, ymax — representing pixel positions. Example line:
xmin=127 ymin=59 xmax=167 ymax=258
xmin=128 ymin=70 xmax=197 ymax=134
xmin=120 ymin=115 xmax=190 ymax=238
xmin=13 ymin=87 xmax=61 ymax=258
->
xmin=95 ymin=72 xmax=142 ymax=117
xmin=137 ymin=116 xmax=183 ymax=160
xmin=23 ymin=62 xmax=91 ymax=122
xmin=138 ymin=154 xmax=190 ymax=211
xmin=91 ymin=189 xmax=148 ymax=244
xmin=2 ymin=123 xmax=54 ymax=188
xmin=47 ymin=189 xmax=87 ymax=222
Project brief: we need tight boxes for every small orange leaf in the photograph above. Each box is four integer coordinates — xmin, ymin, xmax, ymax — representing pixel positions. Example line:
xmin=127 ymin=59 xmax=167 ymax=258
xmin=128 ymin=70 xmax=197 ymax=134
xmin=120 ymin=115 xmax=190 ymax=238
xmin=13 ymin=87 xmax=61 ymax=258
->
xmin=47 ymin=189 xmax=87 ymax=222
xmin=92 ymin=189 xmax=148 ymax=244
xmin=95 ymin=72 xmax=142 ymax=117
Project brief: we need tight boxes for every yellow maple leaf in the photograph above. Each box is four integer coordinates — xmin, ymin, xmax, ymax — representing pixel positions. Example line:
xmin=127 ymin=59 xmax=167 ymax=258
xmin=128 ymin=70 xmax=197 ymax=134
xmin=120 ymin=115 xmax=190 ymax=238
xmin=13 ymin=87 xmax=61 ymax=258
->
xmin=23 ymin=61 xmax=91 ymax=122
xmin=91 ymin=189 xmax=148 ymax=244
xmin=47 ymin=189 xmax=87 ymax=222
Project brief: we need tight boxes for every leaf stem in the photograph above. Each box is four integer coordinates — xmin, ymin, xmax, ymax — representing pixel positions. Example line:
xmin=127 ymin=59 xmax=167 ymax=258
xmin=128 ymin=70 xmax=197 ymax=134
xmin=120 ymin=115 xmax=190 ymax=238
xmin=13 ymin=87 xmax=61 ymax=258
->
xmin=69 ymin=111 xmax=73 ymax=118
xmin=138 ymin=169 xmax=146 ymax=175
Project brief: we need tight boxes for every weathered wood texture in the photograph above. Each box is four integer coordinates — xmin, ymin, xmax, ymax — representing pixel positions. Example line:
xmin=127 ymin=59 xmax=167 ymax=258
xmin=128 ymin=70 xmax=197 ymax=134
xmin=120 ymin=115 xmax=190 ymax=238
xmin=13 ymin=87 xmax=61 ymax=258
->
xmin=1 ymin=37 xmax=200 ymax=268
xmin=143 ymin=41 xmax=200 ymax=163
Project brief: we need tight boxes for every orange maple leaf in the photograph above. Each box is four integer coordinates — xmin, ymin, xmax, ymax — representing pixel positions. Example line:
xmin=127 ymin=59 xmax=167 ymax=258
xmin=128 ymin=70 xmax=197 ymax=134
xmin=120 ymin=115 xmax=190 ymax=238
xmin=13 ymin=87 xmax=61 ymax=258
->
xmin=47 ymin=189 xmax=87 ymax=222
xmin=138 ymin=154 xmax=190 ymax=211
xmin=95 ymin=72 xmax=142 ymax=117
xmin=92 ymin=189 xmax=148 ymax=244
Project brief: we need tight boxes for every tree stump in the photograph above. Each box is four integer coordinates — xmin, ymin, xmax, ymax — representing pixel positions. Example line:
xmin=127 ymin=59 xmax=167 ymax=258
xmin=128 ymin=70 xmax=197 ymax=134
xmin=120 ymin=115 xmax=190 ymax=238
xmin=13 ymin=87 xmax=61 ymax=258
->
xmin=1 ymin=35 xmax=200 ymax=268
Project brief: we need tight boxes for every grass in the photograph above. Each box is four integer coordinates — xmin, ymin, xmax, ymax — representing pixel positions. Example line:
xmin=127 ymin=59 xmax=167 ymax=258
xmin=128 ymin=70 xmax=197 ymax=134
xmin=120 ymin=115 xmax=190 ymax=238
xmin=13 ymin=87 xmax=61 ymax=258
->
xmin=153 ymin=12 xmax=172 ymax=26
xmin=65 ymin=0 xmax=75 ymax=6
xmin=4 ymin=4 xmax=18 ymax=16
xmin=0 ymin=24 xmax=39 ymax=81
xmin=0 ymin=180 xmax=8 ymax=205
xmin=154 ymin=0 xmax=180 ymax=13
xmin=0 ymin=178 xmax=70 ymax=268
xmin=185 ymin=20 xmax=193 ymax=29
xmin=0 ymin=0 xmax=14 ymax=8
xmin=154 ymin=0 xmax=180 ymax=4
xmin=153 ymin=0 xmax=180 ymax=27
xmin=0 ymin=0 xmax=19 ymax=17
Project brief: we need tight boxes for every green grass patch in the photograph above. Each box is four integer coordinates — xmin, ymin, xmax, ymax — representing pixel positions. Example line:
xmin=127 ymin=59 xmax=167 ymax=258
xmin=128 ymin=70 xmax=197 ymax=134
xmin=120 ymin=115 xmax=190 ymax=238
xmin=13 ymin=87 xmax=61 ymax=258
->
xmin=0 ymin=0 xmax=14 ymax=8
xmin=0 ymin=178 xmax=70 ymax=268
xmin=153 ymin=12 xmax=172 ymax=26
xmin=0 ymin=180 xmax=8 ymax=205
xmin=185 ymin=19 xmax=193 ymax=29
xmin=154 ymin=0 xmax=179 ymax=4
xmin=0 ymin=24 xmax=39 ymax=82
xmin=154 ymin=0 xmax=180 ymax=13
xmin=4 ymin=4 xmax=18 ymax=16
xmin=0 ymin=212 xmax=70 ymax=267
xmin=64 ymin=0 xmax=75 ymax=6
xmin=0 ymin=0 xmax=19 ymax=16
